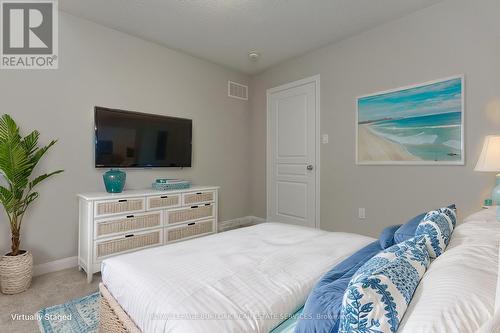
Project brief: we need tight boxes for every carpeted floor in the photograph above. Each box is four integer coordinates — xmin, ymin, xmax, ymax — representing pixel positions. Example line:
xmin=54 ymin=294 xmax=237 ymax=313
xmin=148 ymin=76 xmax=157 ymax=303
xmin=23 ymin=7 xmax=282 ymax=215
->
xmin=0 ymin=268 xmax=101 ymax=333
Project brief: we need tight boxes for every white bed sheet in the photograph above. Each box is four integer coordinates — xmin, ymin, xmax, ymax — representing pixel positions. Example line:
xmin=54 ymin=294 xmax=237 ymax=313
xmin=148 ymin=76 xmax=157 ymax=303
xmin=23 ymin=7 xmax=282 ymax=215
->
xmin=399 ymin=208 xmax=500 ymax=333
xmin=101 ymin=222 xmax=374 ymax=333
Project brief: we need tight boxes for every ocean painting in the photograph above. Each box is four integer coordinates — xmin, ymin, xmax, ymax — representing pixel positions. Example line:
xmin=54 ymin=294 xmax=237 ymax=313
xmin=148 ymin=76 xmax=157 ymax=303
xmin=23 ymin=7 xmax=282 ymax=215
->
xmin=356 ymin=76 xmax=464 ymax=164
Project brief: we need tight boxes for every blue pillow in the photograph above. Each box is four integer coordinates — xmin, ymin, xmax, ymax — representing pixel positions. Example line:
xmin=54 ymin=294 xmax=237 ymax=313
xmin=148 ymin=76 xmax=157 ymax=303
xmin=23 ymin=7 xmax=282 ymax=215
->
xmin=295 ymin=241 xmax=382 ymax=333
xmin=393 ymin=204 xmax=456 ymax=244
xmin=393 ymin=213 xmax=426 ymax=243
xmin=379 ymin=224 xmax=402 ymax=249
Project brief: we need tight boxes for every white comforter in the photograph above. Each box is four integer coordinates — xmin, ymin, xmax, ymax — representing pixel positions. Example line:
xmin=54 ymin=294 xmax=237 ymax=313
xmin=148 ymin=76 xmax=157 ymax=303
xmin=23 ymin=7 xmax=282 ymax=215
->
xmin=101 ymin=222 xmax=374 ymax=333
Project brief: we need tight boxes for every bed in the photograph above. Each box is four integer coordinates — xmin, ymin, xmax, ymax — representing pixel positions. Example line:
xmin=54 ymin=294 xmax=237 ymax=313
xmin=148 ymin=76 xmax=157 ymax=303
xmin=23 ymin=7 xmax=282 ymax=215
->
xmin=100 ymin=222 xmax=375 ymax=333
xmin=100 ymin=209 xmax=500 ymax=333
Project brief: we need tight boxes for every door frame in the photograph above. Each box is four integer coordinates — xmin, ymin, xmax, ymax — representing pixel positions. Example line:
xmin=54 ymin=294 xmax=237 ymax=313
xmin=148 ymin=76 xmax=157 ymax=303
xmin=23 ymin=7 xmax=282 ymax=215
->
xmin=266 ymin=74 xmax=321 ymax=228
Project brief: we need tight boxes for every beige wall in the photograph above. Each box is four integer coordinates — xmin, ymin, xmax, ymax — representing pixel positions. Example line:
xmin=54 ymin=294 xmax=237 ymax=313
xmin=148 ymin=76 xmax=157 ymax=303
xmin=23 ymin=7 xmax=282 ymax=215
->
xmin=250 ymin=0 xmax=500 ymax=237
xmin=3 ymin=0 xmax=500 ymax=265
xmin=0 ymin=13 xmax=251 ymax=264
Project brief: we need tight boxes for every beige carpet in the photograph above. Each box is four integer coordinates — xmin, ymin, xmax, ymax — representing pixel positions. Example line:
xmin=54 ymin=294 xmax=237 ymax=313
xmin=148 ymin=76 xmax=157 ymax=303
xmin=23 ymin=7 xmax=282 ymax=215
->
xmin=0 ymin=268 xmax=101 ymax=333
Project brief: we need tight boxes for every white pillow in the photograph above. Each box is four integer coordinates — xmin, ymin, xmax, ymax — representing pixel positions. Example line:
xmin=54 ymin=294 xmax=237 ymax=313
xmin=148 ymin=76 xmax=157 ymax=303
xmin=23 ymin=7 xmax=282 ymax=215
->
xmin=476 ymin=240 xmax=500 ymax=333
xmin=399 ymin=219 xmax=500 ymax=333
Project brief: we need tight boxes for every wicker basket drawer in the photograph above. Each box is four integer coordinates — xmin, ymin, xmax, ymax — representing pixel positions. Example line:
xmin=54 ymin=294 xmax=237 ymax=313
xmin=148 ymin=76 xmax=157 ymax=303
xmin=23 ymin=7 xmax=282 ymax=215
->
xmin=95 ymin=230 xmax=162 ymax=260
xmin=183 ymin=190 xmax=215 ymax=205
xmin=167 ymin=204 xmax=214 ymax=225
xmin=147 ymin=194 xmax=180 ymax=210
xmin=94 ymin=197 xmax=145 ymax=217
xmin=95 ymin=212 xmax=162 ymax=238
xmin=166 ymin=220 xmax=214 ymax=243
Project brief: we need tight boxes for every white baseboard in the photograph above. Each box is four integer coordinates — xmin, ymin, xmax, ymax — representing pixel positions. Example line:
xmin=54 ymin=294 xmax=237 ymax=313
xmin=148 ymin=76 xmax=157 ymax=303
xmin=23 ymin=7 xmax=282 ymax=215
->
xmin=218 ymin=215 xmax=266 ymax=232
xmin=249 ymin=216 xmax=266 ymax=223
xmin=33 ymin=256 xmax=78 ymax=277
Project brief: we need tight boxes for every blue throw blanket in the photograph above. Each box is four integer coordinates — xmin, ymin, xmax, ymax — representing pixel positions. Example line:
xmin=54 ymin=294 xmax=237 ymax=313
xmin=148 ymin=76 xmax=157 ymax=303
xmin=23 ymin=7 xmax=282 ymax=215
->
xmin=294 ymin=241 xmax=382 ymax=333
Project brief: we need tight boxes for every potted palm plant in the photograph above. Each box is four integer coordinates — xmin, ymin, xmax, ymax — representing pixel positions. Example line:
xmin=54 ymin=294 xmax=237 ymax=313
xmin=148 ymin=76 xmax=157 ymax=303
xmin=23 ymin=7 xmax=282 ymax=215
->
xmin=0 ymin=114 xmax=63 ymax=294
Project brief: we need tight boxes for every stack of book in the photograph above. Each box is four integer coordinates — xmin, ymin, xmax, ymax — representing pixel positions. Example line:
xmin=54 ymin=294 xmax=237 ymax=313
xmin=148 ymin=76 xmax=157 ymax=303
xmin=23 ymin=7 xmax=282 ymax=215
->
xmin=152 ymin=179 xmax=191 ymax=191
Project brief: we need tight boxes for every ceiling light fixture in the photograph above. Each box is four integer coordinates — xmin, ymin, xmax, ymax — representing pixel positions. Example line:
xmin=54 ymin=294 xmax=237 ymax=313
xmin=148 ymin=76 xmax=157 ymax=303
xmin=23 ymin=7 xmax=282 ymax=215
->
xmin=248 ymin=51 xmax=260 ymax=61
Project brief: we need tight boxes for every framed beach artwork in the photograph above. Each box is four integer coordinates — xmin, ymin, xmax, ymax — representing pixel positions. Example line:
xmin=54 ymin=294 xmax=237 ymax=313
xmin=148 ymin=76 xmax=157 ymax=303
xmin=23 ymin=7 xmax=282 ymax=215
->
xmin=356 ymin=75 xmax=464 ymax=165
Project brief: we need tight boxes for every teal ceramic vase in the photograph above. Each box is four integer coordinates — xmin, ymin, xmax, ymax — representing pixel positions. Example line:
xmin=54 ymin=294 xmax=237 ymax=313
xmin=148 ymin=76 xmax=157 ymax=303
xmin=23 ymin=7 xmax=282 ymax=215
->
xmin=103 ymin=169 xmax=126 ymax=193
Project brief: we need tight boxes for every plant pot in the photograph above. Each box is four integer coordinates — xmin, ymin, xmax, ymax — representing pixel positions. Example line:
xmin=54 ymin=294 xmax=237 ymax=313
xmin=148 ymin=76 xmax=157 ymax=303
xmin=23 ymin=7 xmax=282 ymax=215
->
xmin=0 ymin=250 xmax=33 ymax=294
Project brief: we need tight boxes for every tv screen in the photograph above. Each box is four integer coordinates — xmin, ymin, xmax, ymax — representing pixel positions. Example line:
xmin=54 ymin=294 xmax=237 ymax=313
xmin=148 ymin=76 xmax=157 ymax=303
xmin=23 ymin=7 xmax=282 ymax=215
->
xmin=94 ymin=107 xmax=192 ymax=168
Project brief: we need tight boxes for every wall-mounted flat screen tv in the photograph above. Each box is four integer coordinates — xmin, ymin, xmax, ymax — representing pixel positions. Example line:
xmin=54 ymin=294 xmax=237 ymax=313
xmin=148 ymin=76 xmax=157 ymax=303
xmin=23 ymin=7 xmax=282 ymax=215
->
xmin=95 ymin=107 xmax=192 ymax=168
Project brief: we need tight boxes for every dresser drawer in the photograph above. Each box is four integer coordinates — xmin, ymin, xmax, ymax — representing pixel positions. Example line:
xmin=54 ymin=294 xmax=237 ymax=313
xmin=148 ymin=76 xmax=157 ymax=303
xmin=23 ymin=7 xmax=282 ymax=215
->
xmin=182 ymin=190 xmax=215 ymax=205
xmin=147 ymin=194 xmax=180 ymax=210
xmin=95 ymin=229 xmax=162 ymax=260
xmin=94 ymin=212 xmax=162 ymax=239
xmin=94 ymin=197 xmax=145 ymax=217
xmin=166 ymin=203 xmax=214 ymax=225
xmin=165 ymin=219 xmax=214 ymax=243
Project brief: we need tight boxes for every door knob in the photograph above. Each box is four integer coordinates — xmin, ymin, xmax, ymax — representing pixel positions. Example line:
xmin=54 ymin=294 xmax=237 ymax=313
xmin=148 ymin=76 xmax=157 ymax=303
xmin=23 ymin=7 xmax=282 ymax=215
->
xmin=306 ymin=164 xmax=314 ymax=171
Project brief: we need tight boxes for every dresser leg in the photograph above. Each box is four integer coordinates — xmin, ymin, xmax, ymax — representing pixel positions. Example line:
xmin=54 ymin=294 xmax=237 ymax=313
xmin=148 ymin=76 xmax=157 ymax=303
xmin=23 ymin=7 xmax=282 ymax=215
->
xmin=78 ymin=266 xmax=82 ymax=271
xmin=87 ymin=272 xmax=93 ymax=283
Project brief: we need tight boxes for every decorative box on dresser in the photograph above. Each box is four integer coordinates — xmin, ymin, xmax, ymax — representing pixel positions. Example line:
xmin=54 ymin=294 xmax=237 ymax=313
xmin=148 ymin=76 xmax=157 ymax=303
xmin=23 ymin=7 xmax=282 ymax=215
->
xmin=78 ymin=186 xmax=219 ymax=282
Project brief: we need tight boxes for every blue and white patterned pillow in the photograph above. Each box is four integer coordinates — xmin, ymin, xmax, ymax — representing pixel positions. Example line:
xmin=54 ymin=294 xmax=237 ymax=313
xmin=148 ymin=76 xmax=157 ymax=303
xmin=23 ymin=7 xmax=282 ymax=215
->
xmin=339 ymin=237 xmax=430 ymax=333
xmin=351 ymin=236 xmax=429 ymax=281
xmin=440 ymin=205 xmax=457 ymax=228
xmin=424 ymin=206 xmax=457 ymax=230
xmin=415 ymin=211 xmax=453 ymax=258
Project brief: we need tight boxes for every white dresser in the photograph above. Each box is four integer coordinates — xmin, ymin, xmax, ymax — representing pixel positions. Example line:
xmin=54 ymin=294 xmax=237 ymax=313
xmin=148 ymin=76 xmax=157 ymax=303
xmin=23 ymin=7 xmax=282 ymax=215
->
xmin=78 ymin=186 xmax=218 ymax=282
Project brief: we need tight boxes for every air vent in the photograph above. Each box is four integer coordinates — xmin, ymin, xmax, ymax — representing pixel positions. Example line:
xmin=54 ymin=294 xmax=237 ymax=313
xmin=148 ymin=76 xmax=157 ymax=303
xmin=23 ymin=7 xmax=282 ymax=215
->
xmin=228 ymin=81 xmax=248 ymax=100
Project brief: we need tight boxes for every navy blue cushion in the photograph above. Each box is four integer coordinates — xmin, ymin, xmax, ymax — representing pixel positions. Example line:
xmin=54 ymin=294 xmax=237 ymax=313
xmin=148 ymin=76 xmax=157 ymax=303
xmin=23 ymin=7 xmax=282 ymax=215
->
xmin=393 ymin=213 xmax=426 ymax=243
xmin=393 ymin=204 xmax=456 ymax=244
xmin=295 ymin=241 xmax=382 ymax=333
xmin=379 ymin=224 xmax=402 ymax=249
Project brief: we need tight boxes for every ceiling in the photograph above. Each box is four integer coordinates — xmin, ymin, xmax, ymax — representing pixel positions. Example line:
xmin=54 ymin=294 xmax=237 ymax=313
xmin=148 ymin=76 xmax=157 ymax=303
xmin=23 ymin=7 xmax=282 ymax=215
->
xmin=60 ymin=0 xmax=443 ymax=75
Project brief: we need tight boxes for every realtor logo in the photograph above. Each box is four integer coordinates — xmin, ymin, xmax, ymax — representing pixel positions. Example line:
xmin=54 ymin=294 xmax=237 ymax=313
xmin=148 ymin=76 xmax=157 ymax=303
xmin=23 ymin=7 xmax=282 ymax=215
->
xmin=1 ymin=0 xmax=58 ymax=69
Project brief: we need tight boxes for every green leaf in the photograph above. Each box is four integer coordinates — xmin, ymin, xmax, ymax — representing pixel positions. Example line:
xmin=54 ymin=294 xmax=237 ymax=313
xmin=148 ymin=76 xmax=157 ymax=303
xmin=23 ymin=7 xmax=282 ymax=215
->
xmin=0 ymin=185 xmax=15 ymax=213
xmin=27 ymin=139 xmax=57 ymax=170
xmin=0 ymin=141 xmax=33 ymax=189
xmin=20 ymin=130 xmax=40 ymax=155
xmin=29 ymin=170 xmax=64 ymax=190
xmin=0 ymin=114 xmax=20 ymax=145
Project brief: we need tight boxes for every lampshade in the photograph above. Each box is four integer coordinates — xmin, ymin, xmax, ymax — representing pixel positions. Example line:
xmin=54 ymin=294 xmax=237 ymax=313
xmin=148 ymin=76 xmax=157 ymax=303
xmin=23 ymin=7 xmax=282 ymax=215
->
xmin=475 ymin=135 xmax=500 ymax=172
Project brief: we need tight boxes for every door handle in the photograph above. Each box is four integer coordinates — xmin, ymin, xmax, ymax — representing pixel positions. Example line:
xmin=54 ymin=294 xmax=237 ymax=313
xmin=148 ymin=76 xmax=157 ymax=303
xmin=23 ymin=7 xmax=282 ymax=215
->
xmin=306 ymin=164 xmax=314 ymax=171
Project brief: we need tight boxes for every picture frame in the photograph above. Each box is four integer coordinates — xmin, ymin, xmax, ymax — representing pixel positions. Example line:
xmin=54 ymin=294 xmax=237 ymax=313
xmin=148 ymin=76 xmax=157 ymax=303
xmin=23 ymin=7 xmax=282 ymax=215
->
xmin=356 ymin=75 xmax=464 ymax=165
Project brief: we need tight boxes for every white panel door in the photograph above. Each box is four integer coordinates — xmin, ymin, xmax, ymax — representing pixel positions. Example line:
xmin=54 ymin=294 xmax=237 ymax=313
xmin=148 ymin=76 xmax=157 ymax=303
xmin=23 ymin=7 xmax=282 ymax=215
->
xmin=267 ymin=76 xmax=319 ymax=228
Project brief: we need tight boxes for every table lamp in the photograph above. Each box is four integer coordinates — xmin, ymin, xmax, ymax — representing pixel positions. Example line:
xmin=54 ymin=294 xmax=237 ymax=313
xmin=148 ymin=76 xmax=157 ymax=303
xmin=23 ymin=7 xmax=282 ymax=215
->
xmin=475 ymin=135 xmax=500 ymax=219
